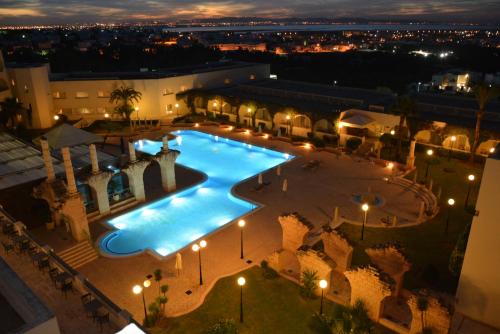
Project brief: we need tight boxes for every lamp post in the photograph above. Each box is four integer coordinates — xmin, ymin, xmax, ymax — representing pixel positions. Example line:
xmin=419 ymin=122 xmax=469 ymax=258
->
xmin=448 ymin=136 xmax=456 ymax=161
xmin=237 ymin=277 xmax=246 ymax=323
xmin=445 ymin=198 xmax=455 ymax=235
xmin=238 ymin=219 xmax=245 ymax=259
xmin=465 ymin=174 xmax=475 ymax=208
xmin=361 ymin=203 xmax=369 ymax=240
xmin=286 ymin=114 xmax=291 ymax=136
xmin=425 ymin=149 xmax=434 ymax=179
xmin=319 ymin=279 xmax=328 ymax=315
xmin=247 ymin=107 xmax=252 ymax=128
xmin=132 ymin=275 xmax=151 ymax=322
xmin=490 ymin=147 xmax=496 ymax=155
xmin=192 ymin=240 xmax=207 ymax=285
xmin=175 ymin=103 xmax=179 ymax=116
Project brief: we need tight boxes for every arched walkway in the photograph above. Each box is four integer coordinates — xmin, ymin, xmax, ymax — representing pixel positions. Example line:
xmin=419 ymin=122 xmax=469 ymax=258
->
xmin=292 ymin=114 xmax=312 ymax=137
xmin=107 ymin=172 xmax=131 ymax=204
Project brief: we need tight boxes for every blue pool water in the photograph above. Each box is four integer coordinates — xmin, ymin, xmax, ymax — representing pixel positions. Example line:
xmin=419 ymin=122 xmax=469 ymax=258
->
xmin=99 ymin=130 xmax=292 ymax=257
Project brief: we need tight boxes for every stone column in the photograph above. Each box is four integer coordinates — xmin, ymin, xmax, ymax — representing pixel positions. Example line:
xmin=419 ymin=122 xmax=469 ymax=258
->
xmin=123 ymin=161 xmax=150 ymax=202
xmin=162 ymin=135 xmax=169 ymax=152
xmin=40 ymin=137 xmax=55 ymax=181
xmin=89 ymin=144 xmax=99 ymax=174
xmin=128 ymin=141 xmax=137 ymax=162
xmin=87 ymin=172 xmax=113 ymax=215
xmin=154 ymin=150 xmax=179 ymax=193
xmin=61 ymin=147 xmax=77 ymax=195
xmin=407 ymin=140 xmax=416 ymax=168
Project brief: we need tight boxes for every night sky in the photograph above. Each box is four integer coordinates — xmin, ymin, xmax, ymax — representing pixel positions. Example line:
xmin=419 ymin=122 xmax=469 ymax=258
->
xmin=1 ymin=0 xmax=499 ymax=24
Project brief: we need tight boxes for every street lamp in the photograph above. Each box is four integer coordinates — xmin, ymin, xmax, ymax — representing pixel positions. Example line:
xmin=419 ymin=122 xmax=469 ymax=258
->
xmin=445 ymin=198 xmax=455 ymax=235
xmin=132 ymin=276 xmax=151 ymax=322
xmin=285 ymin=114 xmax=292 ymax=136
xmin=425 ymin=149 xmax=434 ymax=179
xmin=53 ymin=115 xmax=60 ymax=121
xmin=192 ymin=240 xmax=207 ymax=285
xmin=237 ymin=277 xmax=246 ymax=323
xmin=490 ymin=147 xmax=495 ymax=154
xmin=319 ymin=279 xmax=328 ymax=315
xmin=238 ymin=219 xmax=245 ymax=259
xmin=390 ymin=129 xmax=395 ymax=135
xmin=465 ymin=174 xmax=475 ymax=208
xmin=175 ymin=103 xmax=179 ymax=116
xmin=361 ymin=203 xmax=369 ymax=240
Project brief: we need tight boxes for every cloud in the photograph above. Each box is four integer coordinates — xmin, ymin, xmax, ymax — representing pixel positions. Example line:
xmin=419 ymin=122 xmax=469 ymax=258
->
xmin=0 ymin=0 xmax=498 ymax=24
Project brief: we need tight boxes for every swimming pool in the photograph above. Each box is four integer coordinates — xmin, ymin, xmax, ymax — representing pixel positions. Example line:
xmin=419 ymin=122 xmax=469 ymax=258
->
xmin=99 ymin=130 xmax=293 ymax=257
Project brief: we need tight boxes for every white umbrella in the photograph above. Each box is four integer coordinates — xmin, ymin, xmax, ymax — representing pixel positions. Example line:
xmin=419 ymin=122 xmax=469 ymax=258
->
xmin=175 ymin=252 xmax=183 ymax=276
xmin=258 ymin=173 xmax=263 ymax=185
xmin=282 ymin=178 xmax=288 ymax=192
xmin=276 ymin=165 xmax=281 ymax=176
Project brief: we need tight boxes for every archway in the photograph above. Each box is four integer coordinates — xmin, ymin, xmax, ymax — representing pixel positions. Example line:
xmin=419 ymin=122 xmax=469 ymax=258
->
xmin=255 ymin=108 xmax=272 ymax=130
xmin=278 ymin=250 xmax=301 ymax=280
xmin=292 ymin=114 xmax=312 ymax=137
xmin=442 ymin=134 xmax=470 ymax=152
xmin=77 ymin=182 xmax=97 ymax=213
xmin=107 ymin=172 xmax=131 ymax=204
xmin=380 ymin=296 xmax=412 ymax=329
xmin=142 ymin=160 xmax=163 ymax=201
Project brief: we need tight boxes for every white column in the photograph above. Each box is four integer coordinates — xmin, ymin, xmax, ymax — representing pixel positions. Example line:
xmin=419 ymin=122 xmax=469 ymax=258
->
xmin=162 ymin=135 xmax=169 ymax=152
xmin=128 ymin=141 xmax=137 ymax=162
xmin=407 ymin=140 xmax=416 ymax=168
xmin=40 ymin=137 xmax=55 ymax=181
xmin=61 ymin=147 xmax=78 ymax=195
xmin=89 ymin=144 xmax=99 ymax=174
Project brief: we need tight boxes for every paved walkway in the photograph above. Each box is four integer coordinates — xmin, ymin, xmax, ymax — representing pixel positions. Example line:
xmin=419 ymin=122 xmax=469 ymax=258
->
xmin=0 ymin=237 xmax=118 ymax=334
xmin=75 ymin=125 xmax=425 ymax=321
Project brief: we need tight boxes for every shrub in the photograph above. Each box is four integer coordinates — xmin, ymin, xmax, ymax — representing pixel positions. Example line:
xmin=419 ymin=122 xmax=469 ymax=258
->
xmin=204 ymin=319 xmax=238 ymax=334
xmin=300 ymin=269 xmax=318 ymax=298
xmin=346 ymin=137 xmax=362 ymax=152
xmin=260 ymin=260 xmax=278 ymax=279
xmin=311 ymin=136 xmax=326 ymax=148
xmin=309 ymin=312 xmax=333 ymax=334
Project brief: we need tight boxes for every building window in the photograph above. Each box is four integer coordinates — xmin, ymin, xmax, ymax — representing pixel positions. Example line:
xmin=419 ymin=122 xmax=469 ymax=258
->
xmin=53 ymin=91 xmax=66 ymax=99
xmin=96 ymin=107 xmax=107 ymax=114
xmin=224 ymin=78 xmax=231 ymax=85
xmin=250 ymin=74 xmax=256 ymax=80
xmin=77 ymin=107 xmax=90 ymax=114
xmin=97 ymin=91 xmax=109 ymax=98
xmin=162 ymin=88 xmax=173 ymax=96
xmin=24 ymin=85 xmax=29 ymax=93
xmin=11 ymin=79 xmax=15 ymax=87
xmin=180 ymin=86 xmax=186 ymax=92
xmin=76 ymin=92 xmax=89 ymax=98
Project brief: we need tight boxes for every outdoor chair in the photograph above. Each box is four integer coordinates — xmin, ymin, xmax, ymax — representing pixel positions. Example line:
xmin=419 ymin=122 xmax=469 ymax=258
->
xmin=49 ymin=268 xmax=60 ymax=285
xmin=1 ymin=241 xmax=14 ymax=254
xmin=81 ymin=293 xmax=92 ymax=306
xmin=38 ymin=257 xmax=50 ymax=272
xmin=302 ymin=159 xmax=321 ymax=171
xmin=253 ymin=181 xmax=271 ymax=192
xmin=95 ymin=310 xmax=110 ymax=332
xmin=60 ymin=281 xmax=73 ymax=298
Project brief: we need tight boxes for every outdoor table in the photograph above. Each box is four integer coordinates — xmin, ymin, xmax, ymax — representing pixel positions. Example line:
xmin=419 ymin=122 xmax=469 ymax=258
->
xmin=30 ymin=251 xmax=45 ymax=264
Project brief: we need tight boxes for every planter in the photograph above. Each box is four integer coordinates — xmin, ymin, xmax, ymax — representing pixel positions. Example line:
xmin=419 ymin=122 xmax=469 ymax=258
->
xmin=46 ymin=221 xmax=55 ymax=231
xmin=113 ymin=194 xmax=120 ymax=201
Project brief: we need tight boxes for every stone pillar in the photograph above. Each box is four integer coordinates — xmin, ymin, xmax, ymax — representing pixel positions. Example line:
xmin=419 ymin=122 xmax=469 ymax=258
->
xmin=154 ymin=149 xmax=180 ymax=193
xmin=123 ymin=161 xmax=150 ymax=202
xmin=40 ymin=137 xmax=55 ymax=181
xmin=128 ymin=141 xmax=137 ymax=162
xmin=61 ymin=147 xmax=77 ymax=195
xmin=407 ymin=140 xmax=416 ymax=168
xmin=278 ymin=214 xmax=311 ymax=251
xmin=332 ymin=206 xmax=340 ymax=226
xmin=418 ymin=201 xmax=426 ymax=223
xmin=162 ymin=135 xmax=169 ymax=152
xmin=89 ymin=144 xmax=99 ymax=174
xmin=87 ymin=172 xmax=113 ymax=215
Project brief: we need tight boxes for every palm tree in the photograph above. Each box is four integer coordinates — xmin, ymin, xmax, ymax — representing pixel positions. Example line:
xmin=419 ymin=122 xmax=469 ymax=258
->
xmin=153 ymin=269 xmax=163 ymax=297
xmin=327 ymin=299 xmax=373 ymax=334
xmin=417 ymin=296 xmax=429 ymax=333
xmin=109 ymin=86 xmax=142 ymax=124
xmin=470 ymin=83 xmax=498 ymax=163
xmin=300 ymin=269 xmax=319 ymax=298
xmin=390 ymin=95 xmax=417 ymax=160
xmin=0 ymin=97 xmax=23 ymax=128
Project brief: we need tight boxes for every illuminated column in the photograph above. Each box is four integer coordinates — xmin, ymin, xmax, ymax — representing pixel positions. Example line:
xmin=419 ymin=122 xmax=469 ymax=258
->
xmin=129 ymin=141 xmax=137 ymax=162
xmin=40 ymin=137 xmax=55 ymax=182
xmin=89 ymin=144 xmax=99 ymax=174
xmin=61 ymin=147 xmax=77 ymax=195
xmin=154 ymin=150 xmax=180 ymax=193
xmin=162 ymin=135 xmax=169 ymax=152
xmin=407 ymin=140 xmax=416 ymax=168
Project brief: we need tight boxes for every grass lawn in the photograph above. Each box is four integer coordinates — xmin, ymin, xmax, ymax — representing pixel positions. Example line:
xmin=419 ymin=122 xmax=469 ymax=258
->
xmin=337 ymin=147 xmax=483 ymax=293
xmin=157 ymin=267 xmax=393 ymax=334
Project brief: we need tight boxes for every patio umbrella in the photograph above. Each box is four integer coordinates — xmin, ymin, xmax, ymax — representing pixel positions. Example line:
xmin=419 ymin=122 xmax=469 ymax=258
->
xmin=258 ymin=173 xmax=263 ymax=185
xmin=175 ymin=252 xmax=183 ymax=276
xmin=282 ymin=178 xmax=288 ymax=193
xmin=276 ymin=165 xmax=281 ymax=176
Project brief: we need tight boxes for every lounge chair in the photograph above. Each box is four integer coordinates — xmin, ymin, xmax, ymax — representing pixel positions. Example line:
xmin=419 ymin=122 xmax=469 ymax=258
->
xmin=302 ymin=159 xmax=321 ymax=171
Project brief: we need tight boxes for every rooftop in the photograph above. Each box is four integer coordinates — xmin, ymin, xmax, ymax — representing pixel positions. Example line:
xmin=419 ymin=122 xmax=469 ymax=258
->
xmin=48 ymin=60 xmax=262 ymax=81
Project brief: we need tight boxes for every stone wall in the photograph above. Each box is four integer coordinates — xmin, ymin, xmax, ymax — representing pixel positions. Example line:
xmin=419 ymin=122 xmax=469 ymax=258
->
xmin=366 ymin=244 xmax=411 ymax=296
xmin=345 ymin=266 xmax=393 ymax=321
xmin=278 ymin=214 xmax=312 ymax=252
xmin=321 ymin=229 xmax=353 ymax=272
xmin=296 ymin=249 xmax=333 ymax=292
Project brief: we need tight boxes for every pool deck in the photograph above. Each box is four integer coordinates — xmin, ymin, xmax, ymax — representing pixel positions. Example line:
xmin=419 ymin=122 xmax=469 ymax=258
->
xmin=75 ymin=125 xmax=424 ymax=320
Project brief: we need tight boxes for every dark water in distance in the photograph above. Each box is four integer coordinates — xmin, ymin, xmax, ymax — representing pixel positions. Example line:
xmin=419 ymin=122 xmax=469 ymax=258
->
xmin=164 ymin=23 xmax=498 ymax=33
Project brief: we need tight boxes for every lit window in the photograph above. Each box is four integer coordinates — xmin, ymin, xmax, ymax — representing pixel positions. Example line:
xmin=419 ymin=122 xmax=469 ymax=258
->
xmin=11 ymin=79 xmax=15 ymax=86
xmin=166 ymin=104 xmax=172 ymax=111
xmin=53 ymin=91 xmax=66 ymax=99
xmin=224 ymin=78 xmax=231 ymax=85
xmin=77 ymin=107 xmax=90 ymax=114
xmin=250 ymin=74 xmax=256 ymax=80
xmin=97 ymin=91 xmax=109 ymax=98
xmin=76 ymin=92 xmax=89 ymax=98
xmin=24 ymin=85 xmax=29 ymax=93
xmin=96 ymin=107 xmax=106 ymax=114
